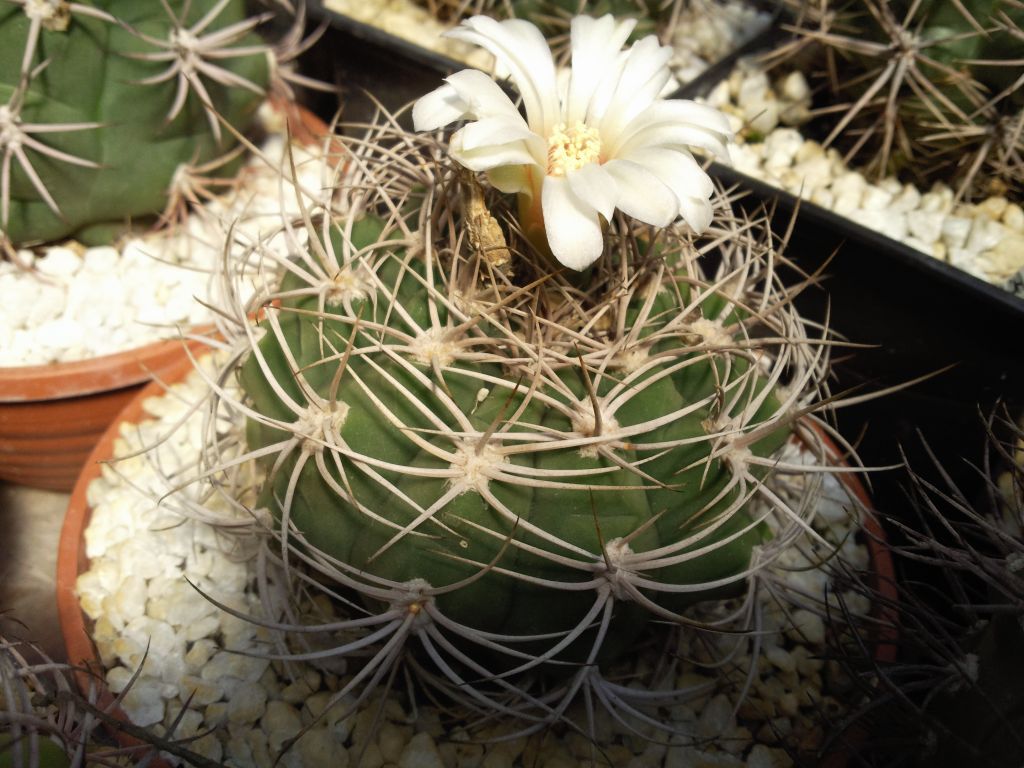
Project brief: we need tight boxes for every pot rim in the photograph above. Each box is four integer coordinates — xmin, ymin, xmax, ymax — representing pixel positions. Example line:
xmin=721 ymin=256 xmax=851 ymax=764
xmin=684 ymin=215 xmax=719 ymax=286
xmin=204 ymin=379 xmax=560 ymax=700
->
xmin=0 ymin=333 xmax=205 ymax=403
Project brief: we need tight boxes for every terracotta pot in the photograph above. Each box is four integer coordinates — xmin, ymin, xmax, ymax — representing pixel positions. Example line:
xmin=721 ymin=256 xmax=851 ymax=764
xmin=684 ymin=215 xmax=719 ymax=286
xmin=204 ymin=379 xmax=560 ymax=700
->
xmin=0 ymin=103 xmax=334 ymax=492
xmin=57 ymin=359 xmax=897 ymax=762
xmin=0 ymin=338 xmax=211 ymax=491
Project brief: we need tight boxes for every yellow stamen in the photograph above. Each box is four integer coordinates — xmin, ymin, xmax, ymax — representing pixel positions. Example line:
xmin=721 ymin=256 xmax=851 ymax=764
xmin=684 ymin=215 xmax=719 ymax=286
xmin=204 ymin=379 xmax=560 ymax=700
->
xmin=546 ymin=121 xmax=602 ymax=176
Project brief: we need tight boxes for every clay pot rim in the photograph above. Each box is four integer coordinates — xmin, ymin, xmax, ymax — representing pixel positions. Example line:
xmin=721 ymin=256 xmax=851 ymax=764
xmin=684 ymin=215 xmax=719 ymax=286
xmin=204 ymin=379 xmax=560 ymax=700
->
xmin=0 ymin=332 xmax=206 ymax=403
xmin=57 ymin=356 xmax=898 ymax=762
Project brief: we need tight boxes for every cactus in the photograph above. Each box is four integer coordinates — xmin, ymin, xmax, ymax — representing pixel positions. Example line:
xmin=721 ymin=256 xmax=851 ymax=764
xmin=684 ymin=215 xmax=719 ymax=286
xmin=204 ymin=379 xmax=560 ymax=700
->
xmin=0 ymin=631 xmax=221 ymax=768
xmin=241 ymin=207 xmax=792 ymax=658
xmin=196 ymin=101 xmax=851 ymax=735
xmin=0 ymin=0 xmax=277 ymax=248
xmin=820 ymin=407 xmax=1024 ymax=767
xmin=770 ymin=0 xmax=1024 ymax=200
xmin=137 ymin=13 xmax=868 ymax=741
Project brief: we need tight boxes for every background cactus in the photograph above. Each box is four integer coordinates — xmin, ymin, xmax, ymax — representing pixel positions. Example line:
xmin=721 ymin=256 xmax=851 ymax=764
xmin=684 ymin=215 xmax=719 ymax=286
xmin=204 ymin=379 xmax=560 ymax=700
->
xmin=417 ymin=0 xmax=661 ymax=34
xmin=770 ymin=0 xmax=1024 ymax=200
xmin=823 ymin=407 xmax=1024 ymax=767
xmin=411 ymin=0 xmax=709 ymax=57
xmin=0 ymin=0 xmax=275 ymax=248
xmin=0 ymin=629 xmax=235 ymax=767
xmin=199 ymin=104 xmax=855 ymax=730
xmin=506 ymin=0 xmax=661 ymax=43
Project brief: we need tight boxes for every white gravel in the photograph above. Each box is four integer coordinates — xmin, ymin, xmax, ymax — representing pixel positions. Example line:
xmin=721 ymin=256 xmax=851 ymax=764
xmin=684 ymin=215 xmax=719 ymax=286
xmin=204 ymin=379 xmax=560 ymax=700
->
xmin=77 ymin=357 xmax=876 ymax=768
xmin=0 ymin=105 xmax=335 ymax=368
xmin=705 ymin=58 xmax=1024 ymax=295
xmin=665 ymin=0 xmax=772 ymax=85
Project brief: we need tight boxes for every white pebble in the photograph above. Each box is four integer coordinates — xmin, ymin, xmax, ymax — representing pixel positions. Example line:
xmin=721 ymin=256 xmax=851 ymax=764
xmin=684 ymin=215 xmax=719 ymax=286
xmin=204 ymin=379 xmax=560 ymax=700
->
xmin=745 ymin=98 xmax=780 ymax=136
xmin=228 ymin=681 xmax=268 ymax=725
xmin=263 ymin=700 xmax=303 ymax=753
xmin=860 ymin=186 xmax=893 ymax=211
xmin=907 ymin=210 xmax=944 ymax=244
xmin=903 ymin=236 xmax=932 ymax=254
xmin=966 ymin=217 xmax=1004 ymax=254
xmin=738 ymin=71 xmax=770 ymax=108
xmin=765 ymin=645 xmax=797 ymax=674
xmin=830 ymin=171 xmax=867 ymax=199
xmin=399 ymin=732 xmax=446 ymax=768
xmin=941 ymin=216 xmax=972 ymax=249
xmin=1002 ymin=203 xmax=1024 ymax=232
xmin=779 ymin=70 xmax=809 ymax=102
xmin=82 ymin=246 xmax=120 ymax=273
xmin=832 ymin=191 xmax=861 ymax=217
xmin=34 ymin=317 xmax=84 ymax=352
xmin=787 ymin=609 xmax=826 ymax=645
xmin=696 ymin=694 xmax=736 ymax=740
xmin=298 ymin=727 xmax=349 ymax=767
xmin=891 ymin=185 xmax=921 ymax=213
xmin=975 ymin=196 xmax=1008 ymax=220
xmin=35 ymin=246 xmax=82 ymax=278
xmin=981 ymin=233 xmax=1024 ymax=280
xmin=119 ymin=682 xmax=166 ymax=727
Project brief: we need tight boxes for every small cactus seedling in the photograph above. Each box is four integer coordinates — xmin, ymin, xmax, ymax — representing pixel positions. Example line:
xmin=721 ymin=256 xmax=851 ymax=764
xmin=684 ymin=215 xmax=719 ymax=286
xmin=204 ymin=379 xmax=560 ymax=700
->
xmin=769 ymin=0 xmax=1024 ymax=200
xmin=0 ymin=0 xmax=304 ymax=248
xmin=187 ymin=15 xmax=864 ymax=739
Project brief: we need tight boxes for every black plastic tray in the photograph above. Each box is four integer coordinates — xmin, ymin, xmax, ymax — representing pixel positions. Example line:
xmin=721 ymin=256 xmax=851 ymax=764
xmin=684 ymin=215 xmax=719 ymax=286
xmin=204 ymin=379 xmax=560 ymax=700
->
xmin=299 ymin=0 xmax=466 ymax=128
xmin=679 ymin=56 xmax=1024 ymax=512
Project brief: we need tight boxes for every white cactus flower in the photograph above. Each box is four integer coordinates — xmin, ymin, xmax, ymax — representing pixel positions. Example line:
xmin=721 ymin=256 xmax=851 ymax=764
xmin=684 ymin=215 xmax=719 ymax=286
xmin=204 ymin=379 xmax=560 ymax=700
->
xmin=413 ymin=14 xmax=732 ymax=271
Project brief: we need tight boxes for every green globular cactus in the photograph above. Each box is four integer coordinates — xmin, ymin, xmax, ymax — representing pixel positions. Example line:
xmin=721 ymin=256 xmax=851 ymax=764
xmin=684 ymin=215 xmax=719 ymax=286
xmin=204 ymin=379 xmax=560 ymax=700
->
xmin=773 ymin=0 xmax=1024 ymax=199
xmin=212 ymin=115 xmax=835 ymax=726
xmin=241 ymin=218 xmax=788 ymax=658
xmin=0 ymin=0 xmax=271 ymax=247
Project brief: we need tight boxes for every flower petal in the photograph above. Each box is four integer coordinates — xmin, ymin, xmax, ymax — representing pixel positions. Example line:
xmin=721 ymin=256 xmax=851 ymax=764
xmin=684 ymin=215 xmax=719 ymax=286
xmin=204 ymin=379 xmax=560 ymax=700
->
xmin=677 ymin=195 xmax=714 ymax=234
xmin=566 ymin=162 xmax=618 ymax=222
xmin=603 ymin=159 xmax=679 ymax=227
xmin=565 ymin=15 xmax=636 ymax=126
xmin=487 ymin=164 xmax=533 ymax=195
xmin=412 ymin=84 xmax=470 ymax=131
xmin=627 ymin=147 xmax=716 ymax=232
xmin=541 ymin=175 xmax=605 ymax=270
xmin=595 ymin=35 xmax=673 ymax=137
xmin=622 ymin=147 xmax=714 ymax=203
xmin=447 ymin=16 xmax=560 ymax=136
xmin=455 ymin=116 xmax=541 ymax=154
xmin=450 ymin=136 xmax=540 ymax=172
xmin=611 ymin=100 xmax=733 ymax=160
xmin=442 ymin=69 xmax=524 ymax=122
